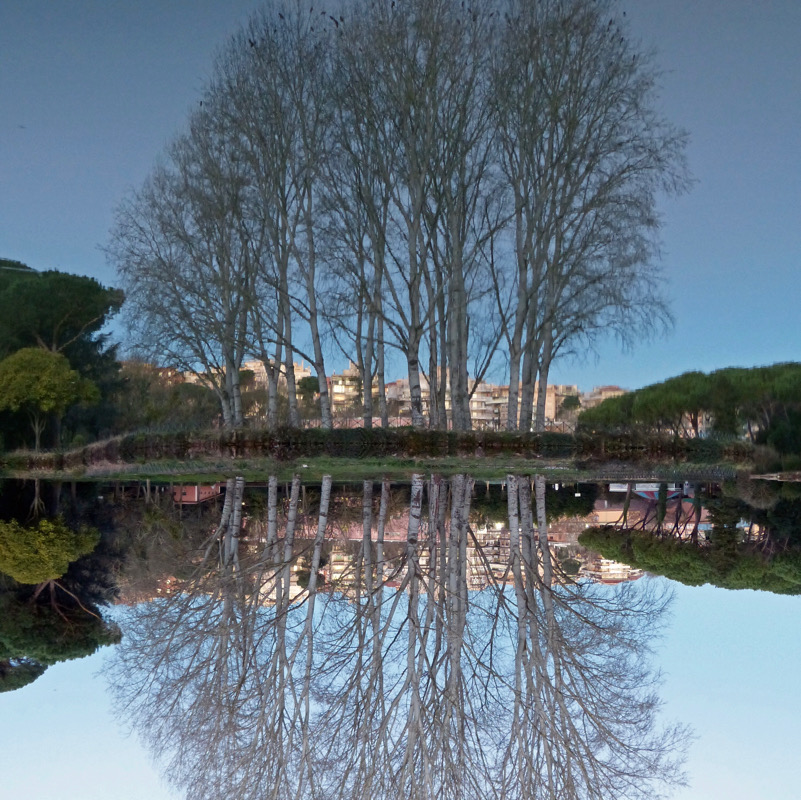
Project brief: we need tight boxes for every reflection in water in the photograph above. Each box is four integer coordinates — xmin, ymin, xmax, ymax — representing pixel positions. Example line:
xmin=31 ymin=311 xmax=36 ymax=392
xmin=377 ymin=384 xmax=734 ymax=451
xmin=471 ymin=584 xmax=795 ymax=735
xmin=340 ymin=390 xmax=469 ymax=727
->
xmin=106 ymin=475 xmax=687 ymax=800
xmin=581 ymin=480 xmax=801 ymax=594
xmin=0 ymin=480 xmax=122 ymax=692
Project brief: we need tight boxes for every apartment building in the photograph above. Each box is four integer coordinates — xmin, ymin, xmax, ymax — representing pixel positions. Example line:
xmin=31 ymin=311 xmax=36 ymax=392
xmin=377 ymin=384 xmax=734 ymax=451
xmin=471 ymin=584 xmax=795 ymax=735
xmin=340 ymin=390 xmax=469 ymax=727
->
xmin=379 ymin=374 xmax=579 ymax=430
xmin=241 ymin=358 xmax=312 ymax=387
xmin=580 ymin=384 xmax=627 ymax=409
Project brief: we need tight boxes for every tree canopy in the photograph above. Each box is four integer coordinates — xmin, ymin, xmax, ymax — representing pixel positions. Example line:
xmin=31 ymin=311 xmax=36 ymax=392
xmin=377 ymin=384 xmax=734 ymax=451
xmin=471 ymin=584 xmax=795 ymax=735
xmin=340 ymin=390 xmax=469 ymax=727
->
xmin=0 ymin=517 xmax=100 ymax=585
xmin=0 ymin=261 xmax=124 ymax=448
xmin=578 ymin=363 xmax=801 ymax=453
xmin=0 ymin=591 xmax=121 ymax=693
xmin=0 ymin=656 xmax=47 ymax=693
xmin=580 ymin=525 xmax=801 ymax=595
xmin=0 ymin=348 xmax=99 ymax=449
xmin=0 ymin=268 xmax=123 ymax=358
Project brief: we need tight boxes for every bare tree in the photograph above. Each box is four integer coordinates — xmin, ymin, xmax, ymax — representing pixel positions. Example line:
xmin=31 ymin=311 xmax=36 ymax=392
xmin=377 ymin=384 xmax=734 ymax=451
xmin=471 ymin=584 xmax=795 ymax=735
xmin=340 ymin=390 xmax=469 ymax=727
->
xmin=108 ymin=105 xmax=254 ymax=427
xmin=110 ymin=0 xmax=688 ymax=432
xmin=213 ymin=4 xmax=337 ymax=428
xmin=331 ymin=0 xmax=506 ymax=431
xmin=490 ymin=0 xmax=688 ymax=431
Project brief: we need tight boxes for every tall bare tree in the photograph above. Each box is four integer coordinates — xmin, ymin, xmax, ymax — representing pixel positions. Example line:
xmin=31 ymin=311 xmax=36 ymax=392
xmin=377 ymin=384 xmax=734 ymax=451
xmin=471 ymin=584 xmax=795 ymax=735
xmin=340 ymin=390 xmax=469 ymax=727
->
xmin=491 ymin=0 xmax=688 ymax=431
xmin=214 ymin=4 xmax=337 ymax=428
xmin=110 ymin=0 xmax=688 ymax=432
xmin=108 ymin=105 xmax=254 ymax=427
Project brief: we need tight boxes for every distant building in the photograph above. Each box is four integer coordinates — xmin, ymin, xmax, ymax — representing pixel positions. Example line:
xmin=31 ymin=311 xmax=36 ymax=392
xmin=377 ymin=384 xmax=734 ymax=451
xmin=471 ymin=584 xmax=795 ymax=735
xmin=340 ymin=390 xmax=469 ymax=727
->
xmin=580 ymin=384 xmax=628 ymax=410
xmin=579 ymin=554 xmax=643 ymax=584
xmin=377 ymin=375 xmax=578 ymax=430
xmin=328 ymin=361 xmax=371 ymax=415
xmin=172 ymin=483 xmax=223 ymax=504
xmin=241 ymin=358 xmax=312 ymax=388
xmin=120 ymin=360 xmax=186 ymax=387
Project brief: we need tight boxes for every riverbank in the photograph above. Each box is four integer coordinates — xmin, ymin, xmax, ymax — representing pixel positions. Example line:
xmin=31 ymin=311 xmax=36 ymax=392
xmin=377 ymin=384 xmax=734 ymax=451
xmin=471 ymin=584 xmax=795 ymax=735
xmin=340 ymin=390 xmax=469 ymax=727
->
xmin=0 ymin=427 xmax=761 ymax=482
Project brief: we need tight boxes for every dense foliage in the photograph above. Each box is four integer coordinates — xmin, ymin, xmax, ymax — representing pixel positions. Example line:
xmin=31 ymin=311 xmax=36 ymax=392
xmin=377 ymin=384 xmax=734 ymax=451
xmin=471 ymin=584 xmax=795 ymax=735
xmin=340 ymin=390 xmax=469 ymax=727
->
xmin=0 ymin=269 xmax=123 ymax=358
xmin=578 ymin=363 xmax=801 ymax=454
xmin=581 ymin=526 xmax=801 ymax=594
xmin=0 ymin=656 xmax=47 ymax=693
xmin=0 ymin=517 xmax=100 ymax=584
xmin=0 ymin=348 xmax=100 ymax=450
xmin=0 ymin=591 xmax=121 ymax=692
xmin=0 ymin=261 xmax=123 ymax=449
xmin=110 ymin=361 xmax=221 ymax=432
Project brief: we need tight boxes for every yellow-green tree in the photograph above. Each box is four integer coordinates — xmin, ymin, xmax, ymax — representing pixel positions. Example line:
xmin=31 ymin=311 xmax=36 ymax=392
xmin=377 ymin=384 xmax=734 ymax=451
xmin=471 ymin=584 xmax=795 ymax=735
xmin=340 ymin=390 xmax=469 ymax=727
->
xmin=0 ymin=517 xmax=99 ymax=585
xmin=0 ymin=347 xmax=99 ymax=449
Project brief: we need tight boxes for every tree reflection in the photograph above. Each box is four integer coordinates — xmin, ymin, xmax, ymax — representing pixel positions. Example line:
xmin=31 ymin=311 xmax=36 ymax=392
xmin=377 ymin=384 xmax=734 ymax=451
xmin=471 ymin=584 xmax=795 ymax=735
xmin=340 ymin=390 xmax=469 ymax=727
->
xmin=107 ymin=475 xmax=686 ymax=800
xmin=581 ymin=480 xmax=801 ymax=594
xmin=0 ymin=480 xmax=122 ymax=692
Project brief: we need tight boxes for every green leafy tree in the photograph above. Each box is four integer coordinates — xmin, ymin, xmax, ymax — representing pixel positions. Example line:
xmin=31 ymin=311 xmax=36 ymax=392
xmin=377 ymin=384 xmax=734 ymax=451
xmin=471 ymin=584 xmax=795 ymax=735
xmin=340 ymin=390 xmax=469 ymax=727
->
xmin=0 ymin=348 xmax=99 ymax=449
xmin=0 ymin=268 xmax=123 ymax=358
xmin=297 ymin=375 xmax=321 ymax=422
xmin=633 ymin=372 xmax=710 ymax=435
xmin=0 ymin=517 xmax=100 ymax=585
xmin=541 ymin=483 xmax=598 ymax=522
xmin=579 ymin=363 xmax=801 ymax=453
xmin=0 ymin=656 xmax=48 ymax=693
xmin=0 ymin=263 xmax=124 ymax=445
xmin=580 ymin=526 xmax=801 ymax=595
xmin=577 ymin=391 xmax=635 ymax=431
xmin=560 ymin=394 xmax=581 ymax=415
xmin=0 ymin=257 xmax=35 ymax=279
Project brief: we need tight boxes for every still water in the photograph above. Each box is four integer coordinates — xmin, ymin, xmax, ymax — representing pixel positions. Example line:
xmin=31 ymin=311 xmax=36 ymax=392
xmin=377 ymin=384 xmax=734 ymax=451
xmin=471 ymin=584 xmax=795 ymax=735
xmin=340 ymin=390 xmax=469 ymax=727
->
xmin=1 ymin=475 xmax=800 ymax=800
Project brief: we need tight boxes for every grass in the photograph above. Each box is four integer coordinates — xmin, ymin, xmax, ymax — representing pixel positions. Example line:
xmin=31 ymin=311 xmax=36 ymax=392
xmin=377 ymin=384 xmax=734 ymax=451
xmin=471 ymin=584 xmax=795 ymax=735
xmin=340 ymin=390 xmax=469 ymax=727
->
xmin=3 ymin=453 xmax=573 ymax=483
xmin=0 ymin=426 xmax=761 ymax=483
xmin=1 ymin=453 xmax=743 ymax=484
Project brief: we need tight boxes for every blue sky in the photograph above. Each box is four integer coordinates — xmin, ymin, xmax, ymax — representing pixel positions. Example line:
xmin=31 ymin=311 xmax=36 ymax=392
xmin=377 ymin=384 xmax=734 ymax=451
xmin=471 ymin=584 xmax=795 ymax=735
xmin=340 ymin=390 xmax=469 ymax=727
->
xmin=1 ymin=0 xmax=799 ymax=391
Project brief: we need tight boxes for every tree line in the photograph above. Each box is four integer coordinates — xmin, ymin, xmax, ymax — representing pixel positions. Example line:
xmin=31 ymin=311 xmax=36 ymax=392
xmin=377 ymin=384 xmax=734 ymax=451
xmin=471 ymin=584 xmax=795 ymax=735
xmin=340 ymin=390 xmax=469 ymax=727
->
xmin=577 ymin=363 xmax=801 ymax=454
xmin=579 ymin=480 xmax=801 ymax=594
xmin=108 ymin=0 xmax=688 ymax=432
xmin=0 ymin=259 xmax=123 ymax=450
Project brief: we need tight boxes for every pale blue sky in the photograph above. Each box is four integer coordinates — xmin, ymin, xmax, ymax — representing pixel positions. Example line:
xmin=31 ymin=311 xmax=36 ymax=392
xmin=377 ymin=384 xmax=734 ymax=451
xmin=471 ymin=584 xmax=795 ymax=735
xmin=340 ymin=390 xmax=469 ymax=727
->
xmin=1 ymin=579 xmax=799 ymax=799
xmin=1 ymin=0 xmax=800 ymax=391
xmin=659 ymin=582 xmax=801 ymax=800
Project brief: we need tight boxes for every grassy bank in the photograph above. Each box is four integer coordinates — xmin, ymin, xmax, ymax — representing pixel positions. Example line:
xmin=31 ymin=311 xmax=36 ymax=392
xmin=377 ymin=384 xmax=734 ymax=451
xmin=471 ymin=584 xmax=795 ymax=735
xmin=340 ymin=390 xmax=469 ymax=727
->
xmin=0 ymin=427 xmax=758 ymax=482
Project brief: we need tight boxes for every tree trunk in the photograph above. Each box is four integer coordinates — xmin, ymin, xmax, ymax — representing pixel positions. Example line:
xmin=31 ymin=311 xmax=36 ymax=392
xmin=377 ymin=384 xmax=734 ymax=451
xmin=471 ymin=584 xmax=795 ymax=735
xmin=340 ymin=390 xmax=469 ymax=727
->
xmin=407 ymin=351 xmax=425 ymax=428
xmin=518 ymin=348 xmax=536 ymax=432
xmin=376 ymin=307 xmax=388 ymax=428
xmin=534 ymin=329 xmax=553 ymax=433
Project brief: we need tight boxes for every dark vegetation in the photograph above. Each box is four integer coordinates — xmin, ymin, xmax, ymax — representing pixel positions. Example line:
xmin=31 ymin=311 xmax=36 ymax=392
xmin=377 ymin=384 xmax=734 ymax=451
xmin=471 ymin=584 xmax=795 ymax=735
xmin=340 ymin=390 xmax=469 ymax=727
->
xmin=5 ymin=426 xmax=758 ymax=478
xmin=578 ymin=364 xmax=801 ymax=469
xmin=580 ymin=481 xmax=801 ymax=594
xmin=0 ymin=480 xmax=124 ymax=692
xmin=0 ymin=259 xmax=123 ymax=451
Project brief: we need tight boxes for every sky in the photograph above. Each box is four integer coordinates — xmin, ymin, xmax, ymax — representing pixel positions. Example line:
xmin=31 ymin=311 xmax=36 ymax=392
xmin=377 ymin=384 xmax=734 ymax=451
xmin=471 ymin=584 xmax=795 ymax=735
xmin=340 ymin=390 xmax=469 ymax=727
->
xmin=1 ymin=578 xmax=799 ymax=800
xmin=1 ymin=0 xmax=800 ymax=393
